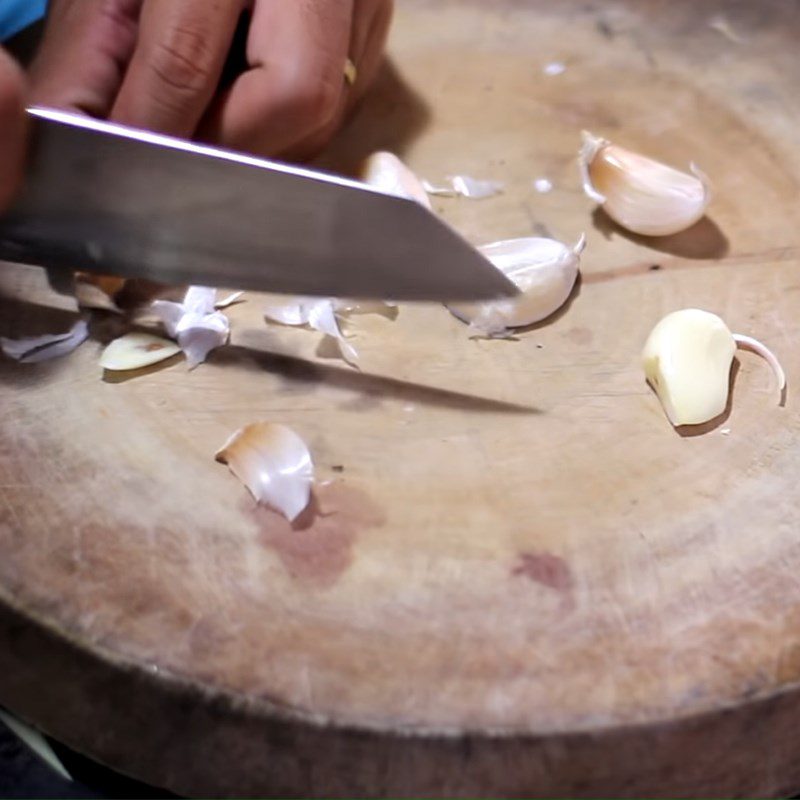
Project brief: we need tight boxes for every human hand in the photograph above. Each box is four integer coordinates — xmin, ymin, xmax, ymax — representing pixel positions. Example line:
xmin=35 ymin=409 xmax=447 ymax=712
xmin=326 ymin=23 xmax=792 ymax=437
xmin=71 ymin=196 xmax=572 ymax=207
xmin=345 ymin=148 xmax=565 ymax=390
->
xmin=28 ymin=0 xmax=393 ymax=160
xmin=0 ymin=47 xmax=26 ymax=211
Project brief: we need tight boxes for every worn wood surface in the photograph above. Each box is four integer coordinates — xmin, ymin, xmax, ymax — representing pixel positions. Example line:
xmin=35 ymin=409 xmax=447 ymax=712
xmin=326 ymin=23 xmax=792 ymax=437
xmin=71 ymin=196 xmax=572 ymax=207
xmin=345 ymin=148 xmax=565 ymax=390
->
xmin=1 ymin=0 xmax=800 ymax=796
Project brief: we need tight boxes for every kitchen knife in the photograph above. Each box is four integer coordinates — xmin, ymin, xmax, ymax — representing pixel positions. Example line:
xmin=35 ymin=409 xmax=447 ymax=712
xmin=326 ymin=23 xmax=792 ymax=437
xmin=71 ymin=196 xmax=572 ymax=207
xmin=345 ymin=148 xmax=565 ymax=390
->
xmin=0 ymin=107 xmax=517 ymax=302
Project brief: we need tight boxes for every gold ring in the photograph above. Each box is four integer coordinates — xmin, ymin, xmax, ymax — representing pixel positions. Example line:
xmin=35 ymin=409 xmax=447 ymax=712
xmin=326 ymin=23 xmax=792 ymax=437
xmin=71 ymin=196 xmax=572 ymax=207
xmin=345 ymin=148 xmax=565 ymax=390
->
xmin=344 ymin=58 xmax=358 ymax=86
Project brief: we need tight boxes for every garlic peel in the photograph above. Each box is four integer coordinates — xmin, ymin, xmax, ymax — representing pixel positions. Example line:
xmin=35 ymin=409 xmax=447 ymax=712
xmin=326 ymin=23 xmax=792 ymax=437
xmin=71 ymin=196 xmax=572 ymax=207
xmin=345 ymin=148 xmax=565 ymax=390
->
xmin=448 ymin=235 xmax=584 ymax=336
xmin=732 ymin=334 xmax=786 ymax=395
xmin=264 ymin=297 xmax=360 ymax=367
xmin=579 ymin=131 xmax=711 ymax=236
xmin=1 ymin=320 xmax=89 ymax=364
xmin=151 ymin=286 xmax=230 ymax=370
xmin=99 ymin=333 xmax=181 ymax=371
xmin=215 ymin=422 xmax=314 ymax=522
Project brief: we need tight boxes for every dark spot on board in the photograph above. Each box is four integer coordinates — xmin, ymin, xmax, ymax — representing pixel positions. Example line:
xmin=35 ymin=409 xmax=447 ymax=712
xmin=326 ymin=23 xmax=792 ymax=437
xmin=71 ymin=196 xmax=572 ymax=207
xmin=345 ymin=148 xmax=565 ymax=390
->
xmin=513 ymin=552 xmax=574 ymax=602
xmin=596 ymin=18 xmax=616 ymax=39
xmin=246 ymin=483 xmax=385 ymax=588
xmin=650 ymin=264 xmax=662 ymax=271
xmin=332 ymin=465 xmax=345 ymax=473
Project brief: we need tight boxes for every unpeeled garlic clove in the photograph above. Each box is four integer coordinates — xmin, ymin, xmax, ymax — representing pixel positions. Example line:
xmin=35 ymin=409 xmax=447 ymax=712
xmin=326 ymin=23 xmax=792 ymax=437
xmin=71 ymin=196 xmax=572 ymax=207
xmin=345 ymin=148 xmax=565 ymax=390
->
xmin=579 ymin=131 xmax=710 ymax=236
xmin=360 ymin=151 xmax=432 ymax=209
xmin=99 ymin=333 xmax=181 ymax=371
xmin=215 ymin=422 xmax=314 ymax=522
xmin=642 ymin=309 xmax=785 ymax=427
xmin=448 ymin=235 xmax=585 ymax=337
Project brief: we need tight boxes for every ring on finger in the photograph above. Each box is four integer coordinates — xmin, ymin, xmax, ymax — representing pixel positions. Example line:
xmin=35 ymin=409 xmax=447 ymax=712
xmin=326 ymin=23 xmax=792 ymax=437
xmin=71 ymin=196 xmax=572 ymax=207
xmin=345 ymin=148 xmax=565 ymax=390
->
xmin=344 ymin=57 xmax=358 ymax=86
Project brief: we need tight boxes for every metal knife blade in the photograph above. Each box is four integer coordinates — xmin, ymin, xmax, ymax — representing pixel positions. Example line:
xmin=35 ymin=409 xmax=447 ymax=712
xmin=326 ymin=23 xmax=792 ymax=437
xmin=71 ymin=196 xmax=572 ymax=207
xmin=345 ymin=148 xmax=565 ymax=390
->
xmin=0 ymin=107 xmax=517 ymax=302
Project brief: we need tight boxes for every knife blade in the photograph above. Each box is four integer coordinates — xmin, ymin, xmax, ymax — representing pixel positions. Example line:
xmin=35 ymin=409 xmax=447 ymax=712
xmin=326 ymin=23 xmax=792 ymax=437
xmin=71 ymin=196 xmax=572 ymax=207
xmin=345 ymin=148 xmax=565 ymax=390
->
xmin=0 ymin=107 xmax=517 ymax=302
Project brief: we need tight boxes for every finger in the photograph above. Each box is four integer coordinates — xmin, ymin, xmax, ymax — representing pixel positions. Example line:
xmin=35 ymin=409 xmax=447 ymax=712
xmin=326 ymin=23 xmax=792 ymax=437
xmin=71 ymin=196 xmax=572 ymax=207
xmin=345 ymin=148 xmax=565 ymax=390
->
xmin=200 ymin=0 xmax=354 ymax=158
xmin=283 ymin=0 xmax=393 ymax=159
xmin=0 ymin=49 xmax=27 ymax=211
xmin=111 ymin=0 xmax=245 ymax=137
xmin=345 ymin=0 xmax=393 ymax=111
xmin=27 ymin=0 xmax=142 ymax=118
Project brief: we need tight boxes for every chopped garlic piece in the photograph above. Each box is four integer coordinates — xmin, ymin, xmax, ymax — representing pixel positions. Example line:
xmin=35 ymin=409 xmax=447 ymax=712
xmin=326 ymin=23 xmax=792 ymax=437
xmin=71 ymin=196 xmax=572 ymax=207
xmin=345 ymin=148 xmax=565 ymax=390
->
xmin=99 ymin=333 xmax=181 ymax=371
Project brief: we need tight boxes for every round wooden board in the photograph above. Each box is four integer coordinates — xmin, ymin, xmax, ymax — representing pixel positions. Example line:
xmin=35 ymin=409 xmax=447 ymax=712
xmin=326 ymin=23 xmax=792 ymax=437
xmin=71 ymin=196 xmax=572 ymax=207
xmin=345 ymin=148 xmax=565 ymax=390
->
xmin=2 ymin=0 xmax=800 ymax=796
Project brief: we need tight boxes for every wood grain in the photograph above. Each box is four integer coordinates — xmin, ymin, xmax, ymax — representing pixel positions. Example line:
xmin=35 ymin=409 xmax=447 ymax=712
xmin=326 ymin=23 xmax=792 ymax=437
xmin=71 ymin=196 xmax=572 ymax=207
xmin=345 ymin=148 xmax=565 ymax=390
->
xmin=1 ymin=0 xmax=800 ymax=795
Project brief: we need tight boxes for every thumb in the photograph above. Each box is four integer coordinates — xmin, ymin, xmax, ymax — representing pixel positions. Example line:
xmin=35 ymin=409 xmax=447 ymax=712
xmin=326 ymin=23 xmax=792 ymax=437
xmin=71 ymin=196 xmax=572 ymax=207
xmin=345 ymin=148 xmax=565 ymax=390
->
xmin=0 ymin=48 xmax=26 ymax=212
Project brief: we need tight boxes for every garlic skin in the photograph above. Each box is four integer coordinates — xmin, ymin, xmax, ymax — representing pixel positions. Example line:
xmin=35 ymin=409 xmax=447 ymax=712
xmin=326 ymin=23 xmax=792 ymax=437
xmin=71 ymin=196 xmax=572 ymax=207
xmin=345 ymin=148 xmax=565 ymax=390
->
xmin=99 ymin=333 xmax=181 ymax=371
xmin=642 ymin=309 xmax=785 ymax=427
xmin=215 ymin=422 xmax=314 ymax=522
xmin=448 ymin=235 xmax=585 ymax=336
xmin=360 ymin=151 xmax=432 ymax=210
xmin=580 ymin=131 xmax=710 ymax=236
xmin=152 ymin=286 xmax=230 ymax=369
xmin=264 ymin=298 xmax=359 ymax=367
xmin=1 ymin=320 xmax=89 ymax=364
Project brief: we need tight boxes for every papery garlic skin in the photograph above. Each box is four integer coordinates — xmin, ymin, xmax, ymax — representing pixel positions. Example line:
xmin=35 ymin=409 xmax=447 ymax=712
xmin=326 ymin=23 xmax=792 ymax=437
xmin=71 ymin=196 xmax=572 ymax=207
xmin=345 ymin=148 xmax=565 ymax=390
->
xmin=215 ymin=422 xmax=314 ymax=522
xmin=580 ymin=131 xmax=710 ymax=236
xmin=642 ymin=309 xmax=735 ymax=426
xmin=1 ymin=320 xmax=89 ymax=364
xmin=151 ymin=286 xmax=230 ymax=369
xmin=448 ymin=235 xmax=585 ymax=336
xmin=360 ymin=151 xmax=432 ymax=209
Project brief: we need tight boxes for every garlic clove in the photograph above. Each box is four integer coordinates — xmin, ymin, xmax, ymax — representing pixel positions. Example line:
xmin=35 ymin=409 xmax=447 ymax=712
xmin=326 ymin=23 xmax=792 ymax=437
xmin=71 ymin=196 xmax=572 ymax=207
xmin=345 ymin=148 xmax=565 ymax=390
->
xmin=642 ymin=309 xmax=786 ymax=427
xmin=360 ymin=151 xmax=432 ymax=209
xmin=1 ymin=320 xmax=89 ymax=364
xmin=642 ymin=309 xmax=735 ymax=426
xmin=99 ymin=332 xmax=181 ymax=371
xmin=579 ymin=131 xmax=710 ymax=236
xmin=215 ymin=422 xmax=314 ymax=522
xmin=448 ymin=235 xmax=585 ymax=336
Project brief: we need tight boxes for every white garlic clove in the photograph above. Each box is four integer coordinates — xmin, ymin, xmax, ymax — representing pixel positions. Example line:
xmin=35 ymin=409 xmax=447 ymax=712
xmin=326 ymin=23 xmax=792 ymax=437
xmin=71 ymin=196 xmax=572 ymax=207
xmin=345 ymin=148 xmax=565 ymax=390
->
xmin=215 ymin=422 xmax=314 ymax=522
xmin=448 ymin=235 xmax=585 ymax=337
xmin=642 ymin=309 xmax=736 ymax=426
xmin=360 ymin=151 xmax=432 ymax=209
xmin=99 ymin=333 xmax=181 ymax=371
xmin=642 ymin=309 xmax=785 ymax=427
xmin=579 ymin=131 xmax=711 ymax=237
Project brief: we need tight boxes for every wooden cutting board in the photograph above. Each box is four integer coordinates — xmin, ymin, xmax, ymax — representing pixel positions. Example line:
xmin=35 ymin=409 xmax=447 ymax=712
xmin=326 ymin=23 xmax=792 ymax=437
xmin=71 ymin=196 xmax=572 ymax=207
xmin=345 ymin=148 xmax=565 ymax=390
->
xmin=1 ymin=0 xmax=800 ymax=796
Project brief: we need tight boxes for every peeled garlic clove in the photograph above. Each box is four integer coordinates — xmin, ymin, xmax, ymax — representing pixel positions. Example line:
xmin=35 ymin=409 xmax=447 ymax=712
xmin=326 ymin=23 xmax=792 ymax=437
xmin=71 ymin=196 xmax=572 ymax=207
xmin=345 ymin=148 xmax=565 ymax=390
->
xmin=360 ymin=151 xmax=432 ymax=209
xmin=642 ymin=309 xmax=785 ymax=427
xmin=215 ymin=422 xmax=314 ymax=522
xmin=448 ymin=235 xmax=585 ymax=336
xmin=579 ymin=131 xmax=710 ymax=236
xmin=99 ymin=333 xmax=181 ymax=371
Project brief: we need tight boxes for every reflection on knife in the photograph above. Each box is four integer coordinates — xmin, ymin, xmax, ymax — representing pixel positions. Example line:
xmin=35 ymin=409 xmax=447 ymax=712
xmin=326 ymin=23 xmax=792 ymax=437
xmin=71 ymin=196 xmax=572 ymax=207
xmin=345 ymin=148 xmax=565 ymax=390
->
xmin=0 ymin=108 xmax=517 ymax=303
